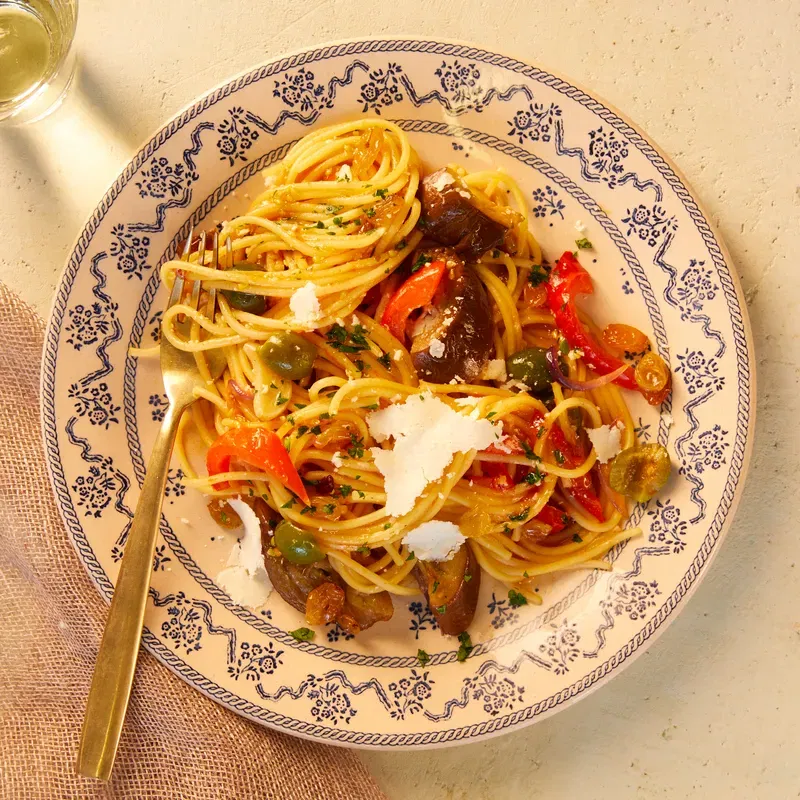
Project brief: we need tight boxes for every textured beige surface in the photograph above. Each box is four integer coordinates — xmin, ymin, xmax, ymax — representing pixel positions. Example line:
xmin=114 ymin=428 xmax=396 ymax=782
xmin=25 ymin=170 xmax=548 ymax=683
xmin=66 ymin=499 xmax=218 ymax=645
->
xmin=0 ymin=1 xmax=798 ymax=797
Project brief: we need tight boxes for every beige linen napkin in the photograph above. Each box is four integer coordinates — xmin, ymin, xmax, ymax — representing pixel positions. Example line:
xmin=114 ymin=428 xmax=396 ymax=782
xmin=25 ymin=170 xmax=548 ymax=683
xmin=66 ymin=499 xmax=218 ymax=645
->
xmin=0 ymin=282 xmax=387 ymax=800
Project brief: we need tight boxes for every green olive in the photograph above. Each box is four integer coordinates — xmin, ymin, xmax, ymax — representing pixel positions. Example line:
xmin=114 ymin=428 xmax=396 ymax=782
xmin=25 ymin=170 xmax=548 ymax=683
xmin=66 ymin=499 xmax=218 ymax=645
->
xmin=273 ymin=520 xmax=324 ymax=564
xmin=506 ymin=347 xmax=553 ymax=394
xmin=609 ymin=443 xmax=672 ymax=502
xmin=257 ymin=332 xmax=318 ymax=380
xmin=221 ymin=263 xmax=267 ymax=314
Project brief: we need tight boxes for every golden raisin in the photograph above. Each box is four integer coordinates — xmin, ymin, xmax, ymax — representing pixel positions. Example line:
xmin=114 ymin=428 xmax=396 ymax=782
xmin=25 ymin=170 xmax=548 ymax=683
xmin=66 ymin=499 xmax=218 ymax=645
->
xmin=522 ymin=282 xmax=548 ymax=309
xmin=602 ymin=324 xmax=650 ymax=359
xmin=305 ymin=582 xmax=346 ymax=625
xmin=635 ymin=352 xmax=672 ymax=405
xmin=207 ymin=498 xmax=241 ymax=529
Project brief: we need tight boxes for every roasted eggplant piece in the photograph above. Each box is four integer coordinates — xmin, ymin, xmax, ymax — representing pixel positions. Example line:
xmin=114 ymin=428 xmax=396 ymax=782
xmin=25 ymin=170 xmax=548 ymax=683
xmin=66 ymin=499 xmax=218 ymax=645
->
xmin=410 ymin=254 xmax=493 ymax=383
xmin=414 ymin=543 xmax=481 ymax=636
xmin=263 ymin=541 xmax=394 ymax=633
xmin=420 ymin=168 xmax=509 ymax=258
xmin=263 ymin=551 xmax=339 ymax=614
xmin=338 ymin=586 xmax=394 ymax=635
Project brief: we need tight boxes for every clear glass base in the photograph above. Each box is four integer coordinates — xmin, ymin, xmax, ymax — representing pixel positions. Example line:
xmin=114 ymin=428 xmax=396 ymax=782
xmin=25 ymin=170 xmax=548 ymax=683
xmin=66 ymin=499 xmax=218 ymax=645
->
xmin=0 ymin=44 xmax=76 ymax=125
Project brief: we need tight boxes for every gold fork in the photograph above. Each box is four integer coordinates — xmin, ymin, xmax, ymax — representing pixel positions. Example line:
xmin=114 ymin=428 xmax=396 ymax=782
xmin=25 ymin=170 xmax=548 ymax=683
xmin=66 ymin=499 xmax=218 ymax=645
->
xmin=77 ymin=227 xmax=218 ymax=781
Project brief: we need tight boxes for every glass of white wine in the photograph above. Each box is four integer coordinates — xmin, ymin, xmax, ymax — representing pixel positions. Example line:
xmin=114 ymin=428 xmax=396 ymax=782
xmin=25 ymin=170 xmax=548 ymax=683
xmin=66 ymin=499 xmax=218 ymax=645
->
xmin=0 ymin=0 xmax=77 ymax=124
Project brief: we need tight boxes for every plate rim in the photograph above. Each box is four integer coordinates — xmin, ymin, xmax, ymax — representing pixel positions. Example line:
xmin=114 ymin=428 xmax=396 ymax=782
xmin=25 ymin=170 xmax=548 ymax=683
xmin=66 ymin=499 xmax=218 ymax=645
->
xmin=39 ymin=35 xmax=757 ymax=749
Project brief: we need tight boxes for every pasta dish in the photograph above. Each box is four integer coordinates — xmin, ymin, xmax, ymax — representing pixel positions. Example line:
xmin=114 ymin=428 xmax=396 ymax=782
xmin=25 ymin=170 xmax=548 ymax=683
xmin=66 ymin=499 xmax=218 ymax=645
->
xmin=153 ymin=119 xmax=672 ymax=648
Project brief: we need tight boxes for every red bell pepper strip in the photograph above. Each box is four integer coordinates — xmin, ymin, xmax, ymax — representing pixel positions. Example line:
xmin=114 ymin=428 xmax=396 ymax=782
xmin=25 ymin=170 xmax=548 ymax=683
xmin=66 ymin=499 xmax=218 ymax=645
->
xmin=380 ymin=260 xmax=446 ymax=342
xmin=535 ymin=505 xmax=570 ymax=534
xmin=206 ymin=427 xmax=310 ymax=504
xmin=546 ymin=252 xmax=637 ymax=391
xmin=529 ymin=413 xmax=605 ymax=521
xmin=470 ymin=460 xmax=515 ymax=491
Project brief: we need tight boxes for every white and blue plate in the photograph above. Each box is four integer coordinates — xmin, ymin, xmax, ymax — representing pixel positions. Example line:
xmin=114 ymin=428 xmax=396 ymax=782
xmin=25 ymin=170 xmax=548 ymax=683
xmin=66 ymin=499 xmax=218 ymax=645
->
xmin=42 ymin=39 xmax=755 ymax=748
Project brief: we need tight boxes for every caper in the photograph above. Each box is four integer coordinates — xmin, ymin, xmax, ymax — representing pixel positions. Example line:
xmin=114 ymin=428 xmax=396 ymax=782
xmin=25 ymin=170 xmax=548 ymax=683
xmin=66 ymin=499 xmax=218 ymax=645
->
xmin=257 ymin=332 xmax=318 ymax=380
xmin=506 ymin=347 xmax=553 ymax=394
xmin=273 ymin=520 xmax=324 ymax=564
xmin=221 ymin=263 xmax=267 ymax=314
xmin=608 ymin=443 xmax=671 ymax=502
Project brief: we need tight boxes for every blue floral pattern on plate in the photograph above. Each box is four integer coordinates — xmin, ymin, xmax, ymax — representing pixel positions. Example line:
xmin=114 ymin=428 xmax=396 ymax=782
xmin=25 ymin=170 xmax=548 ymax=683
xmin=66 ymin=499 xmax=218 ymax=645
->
xmin=41 ymin=38 xmax=754 ymax=748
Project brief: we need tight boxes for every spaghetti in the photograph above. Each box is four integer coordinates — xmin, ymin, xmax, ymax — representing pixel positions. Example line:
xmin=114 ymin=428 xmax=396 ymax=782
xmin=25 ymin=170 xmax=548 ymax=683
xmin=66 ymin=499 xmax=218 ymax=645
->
xmin=153 ymin=118 xmax=671 ymax=636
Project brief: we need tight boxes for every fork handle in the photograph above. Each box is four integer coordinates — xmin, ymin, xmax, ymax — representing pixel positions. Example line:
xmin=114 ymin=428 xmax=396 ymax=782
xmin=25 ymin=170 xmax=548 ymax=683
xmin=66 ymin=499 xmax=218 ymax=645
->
xmin=77 ymin=401 xmax=188 ymax=781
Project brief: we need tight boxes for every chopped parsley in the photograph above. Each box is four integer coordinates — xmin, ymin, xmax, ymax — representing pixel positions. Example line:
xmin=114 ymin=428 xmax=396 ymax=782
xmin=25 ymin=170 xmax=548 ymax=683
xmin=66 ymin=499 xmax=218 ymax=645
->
xmin=383 ymin=522 xmax=392 ymax=529
xmin=339 ymin=484 xmax=353 ymax=498
xmin=325 ymin=324 xmax=369 ymax=353
xmin=310 ymin=424 xmax=322 ymax=435
xmin=375 ymin=188 xmax=389 ymax=198
xmin=436 ymin=604 xmax=448 ymax=614
xmin=575 ymin=237 xmax=593 ymax=249
xmin=347 ymin=433 xmax=365 ymax=459
xmin=276 ymin=395 xmax=289 ymax=406
xmin=463 ymin=573 xmax=473 ymax=582
xmin=299 ymin=505 xmax=317 ymax=515
xmin=356 ymin=490 xmax=366 ymax=499
xmin=333 ymin=216 xmax=344 ymax=227
xmin=559 ymin=339 xmax=570 ymax=356
xmin=456 ymin=632 xmax=474 ymax=662
xmin=572 ymin=533 xmax=584 ymax=543
xmin=508 ymin=507 xmax=530 ymax=522
xmin=315 ymin=221 xmax=324 ymax=229
xmin=289 ymin=627 xmax=315 ymax=642
xmin=378 ymin=352 xmax=392 ymax=369
xmin=523 ymin=466 xmax=545 ymax=485
xmin=492 ymin=249 xmax=501 ymax=258
xmin=365 ymin=207 xmax=376 ymax=218
xmin=297 ymin=425 xmax=309 ymax=436
xmin=363 ymin=403 xmax=380 ymax=410
xmin=323 ymin=504 xmax=336 ymax=514
xmin=486 ymin=411 xmax=497 ymax=419
xmin=508 ymin=589 xmax=528 ymax=608
xmin=354 ymin=359 xmax=366 ymax=373
xmin=406 ymin=551 xmax=416 ymax=561
xmin=536 ymin=426 xmax=546 ymax=438
xmin=325 ymin=204 xmax=343 ymax=213
xmin=411 ymin=253 xmax=429 ymax=273
xmin=431 ymin=580 xmax=440 ymax=594
xmin=417 ymin=649 xmax=431 ymax=667
xmin=356 ymin=544 xmax=371 ymax=554
xmin=281 ymin=498 xmax=296 ymax=509
xmin=521 ymin=440 xmax=537 ymax=460
xmin=319 ymin=412 xmax=331 ymax=420
xmin=528 ymin=264 xmax=550 ymax=286
xmin=219 ymin=511 xmax=229 ymax=524
xmin=396 ymin=238 xmax=407 ymax=250
xmin=553 ymin=449 xmax=566 ymax=465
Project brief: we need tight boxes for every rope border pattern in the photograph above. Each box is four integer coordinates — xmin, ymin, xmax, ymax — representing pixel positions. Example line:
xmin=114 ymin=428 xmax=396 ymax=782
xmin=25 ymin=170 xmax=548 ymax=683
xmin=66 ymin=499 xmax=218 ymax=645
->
xmin=40 ymin=39 xmax=754 ymax=747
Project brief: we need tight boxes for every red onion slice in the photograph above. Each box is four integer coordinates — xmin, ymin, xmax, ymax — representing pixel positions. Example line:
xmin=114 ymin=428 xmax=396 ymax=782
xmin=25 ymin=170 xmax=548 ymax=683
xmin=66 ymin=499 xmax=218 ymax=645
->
xmin=545 ymin=346 xmax=630 ymax=392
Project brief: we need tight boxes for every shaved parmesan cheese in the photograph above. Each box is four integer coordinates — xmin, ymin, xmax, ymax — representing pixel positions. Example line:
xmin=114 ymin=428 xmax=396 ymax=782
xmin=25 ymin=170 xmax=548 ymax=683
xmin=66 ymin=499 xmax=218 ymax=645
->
xmin=481 ymin=358 xmax=507 ymax=382
xmin=216 ymin=499 xmax=272 ymax=609
xmin=431 ymin=170 xmax=456 ymax=192
xmin=662 ymin=412 xmax=674 ymax=428
xmin=367 ymin=393 xmax=500 ymax=516
xmin=587 ymin=421 xmax=625 ymax=464
xmin=331 ymin=451 xmax=345 ymax=469
xmin=428 ymin=338 xmax=445 ymax=358
xmin=336 ymin=164 xmax=352 ymax=182
xmin=403 ymin=520 xmax=466 ymax=562
xmin=453 ymin=396 xmax=481 ymax=407
xmin=289 ymin=282 xmax=321 ymax=328
xmin=574 ymin=219 xmax=587 ymax=233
